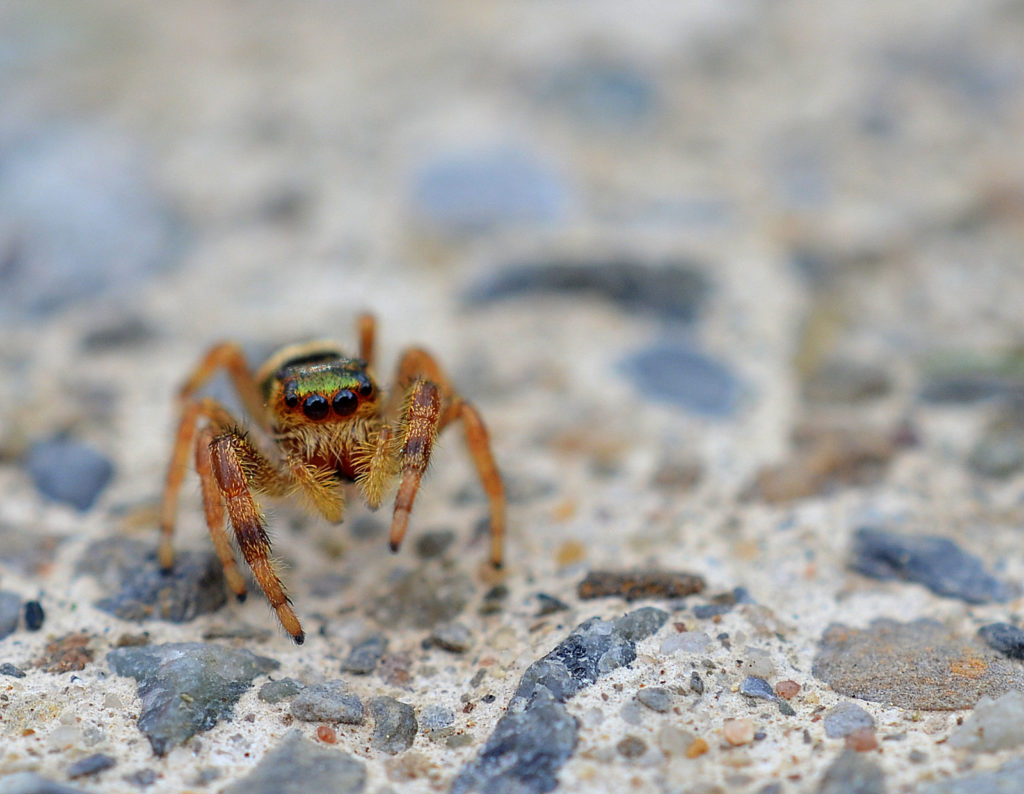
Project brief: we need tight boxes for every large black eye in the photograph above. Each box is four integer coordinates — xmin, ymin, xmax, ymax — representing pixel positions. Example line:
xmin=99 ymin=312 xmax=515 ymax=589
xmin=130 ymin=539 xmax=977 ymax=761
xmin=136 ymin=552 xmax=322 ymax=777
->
xmin=356 ymin=376 xmax=374 ymax=398
xmin=332 ymin=390 xmax=358 ymax=416
xmin=302 ymin=394 xmax=329 ymax=420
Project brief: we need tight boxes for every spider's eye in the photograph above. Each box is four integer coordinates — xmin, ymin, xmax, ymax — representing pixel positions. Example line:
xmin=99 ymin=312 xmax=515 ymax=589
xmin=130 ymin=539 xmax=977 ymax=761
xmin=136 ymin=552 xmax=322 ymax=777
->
xmin=332 ymin=389 xmax=358 ymax=416
xmin=357 ymin=376 xmax=374 ymax=398
xmin=284 ymin=382 xmax=299 ymax=408
xmin=302 ymin=394 xmax=329 ymax=420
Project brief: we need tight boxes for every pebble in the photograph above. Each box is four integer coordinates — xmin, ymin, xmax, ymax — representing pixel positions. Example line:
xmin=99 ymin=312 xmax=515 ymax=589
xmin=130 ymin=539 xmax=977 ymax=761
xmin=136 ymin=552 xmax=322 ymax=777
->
xmin=657 ymin=725 xmax=695 ymax=756
xmin=845 ymin=727 xmax=879 ymax=752
xmin=534 ymin=593 xmax=570 ymax=616
xmin=414 ymin=530 xmax=455 ymax=560
xmin=26 ymin=437 xmax=114 ymax=511
xmin=686 ymin=737 xmax=710 ymax=758
xmin=0 ymin=774 xmax=87 ymax=794
xmin=739 ymin=676 xmax=776 ymax=701
xmin=978 ymin=622 xmax=1024 ymax=659
xmin=465 ymin=260 xmax=708 ymax=323
xmin=824 ymin=703 xmax=875 ymax=739
xmin=37 ymin=633 xmax=93 ymax=673
xmin=107 ymin=642 xmax=279 ymax=755
xmin=693 ymin=603 xmax=732 ymax=619
xmin=616 ymin=735 xmax=648 ymax=759
xmin=539 ymin=60 xmax=658 ymax=130
xmin=0 ymin=528 xmax=63 ymax=577
xmin=124 ymin=769 xmax=158 ymax=787
xmin=723 ymin=718 xmax=755 ymax=746
xmin=290 ymin=681 xmax=365 ymax=724
xmin=949 ymin=689 xmax=1024 ymax=752
xmin=775 ymin=680 xmax=801 ymax=699
xmin=803 ymin=359 xmax=892 ymax=404
xmin=850 ymin=527 xmax=1013 ymax=604
xmin=813 ymin=618 xmax=1024 ymax=709
xmin=222 ymin=731 xmax=366 ymax=794
xmin=922 ymin=758 xmax=1024 ymax=794
xmin=0 ymin=663 xmax=26 ymax=678
xmin=690 ymin=671 xmax=705 ymax=695
xmin=620 ymin=341 xmax=741 ymax=417
xmin=419 ymin=705 xmax=455 ymax=732
xmin=258 ymin=678 xmax=304 ymax=703
xmin=429 ymin=621 xmax=473 ymax=653
xmin=369 ymin=696 xmax=418 ymax=754
xmin=578 ymin=570 xmax=704 ymax=601
xmin=23 ymin=600 xmax=44 ymax=631
xmin=340 ymin=634 xmax=388 ymax=675
xmin=817 ymin=750 xmax=886 ymax=794
xmin=968 ymin=433 xmax=1024 ymax=478
xmin=614 ymin=606 xmax=669 ymax=641
xmin=367 ymin=566 xmax=474 ymax=629
xmin=76 ymin=538 xmax=226 ymax=623
xmin=67 ymin=753 xmax=116 ymax=779
xmin=636 ymin=687 xmax=672 ymax=713
xmin=0 ymin=592 xmax=20 ymax=640
xmin=412 ymin=147 xmax=569 ymax=233
xmin=661 ymin=631 xmax=711 ymax=655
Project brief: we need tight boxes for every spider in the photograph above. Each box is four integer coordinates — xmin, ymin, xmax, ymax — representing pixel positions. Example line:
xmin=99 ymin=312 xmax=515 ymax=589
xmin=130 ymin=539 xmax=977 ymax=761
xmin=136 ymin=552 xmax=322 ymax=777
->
xmin=158 ymin=313 xmax=505 ymax=644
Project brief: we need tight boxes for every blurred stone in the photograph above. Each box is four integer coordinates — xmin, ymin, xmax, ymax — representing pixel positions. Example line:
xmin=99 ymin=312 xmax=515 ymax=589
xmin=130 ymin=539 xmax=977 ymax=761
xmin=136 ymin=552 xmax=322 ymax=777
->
xmin=739 ymin=676 xmax=775 ymax=701
xmin=67 ymin=754 xmax=115 ymax=779
xmin=341 ymin=634 xmax=388 ymax=675
xmin=414 ymin=530 xmax=455 ymax=560
xmin=850 ymin=527 xmax=1013 ymax=604
xmin=223 ymin=731 xmax=365 ymax=794
xmin=79 ymin=315 xmax=157 ymax=352
xmin=979 ymin=622 xmax=1024 ymax=659
xmin=0 ymin=774 xmax=87 ymax=794
xmin=258 ymin=678 xmax=304 ymax=703
xmin=824 ymin=703 xmax=875 ymax=739
xmin=0 ymin=592 xmax=20 ymax=640
xmin=369 ymin=696 xmax=417 ymax=754
xmin=578 ymin=570 xmax=704 ymax=601
xmin=290 ymin=681 xmax=364 ymax=724
xmin=803 ymin=359 xmax=892 ymax=404
xmin=36 ymin=633 xmax=93 ymax=673
xmin=0 ymin=526 xmax=63 ymax=576
xmin=949 ymin=690 xmax=1024 ymax=752
xmin=921 ymin=758 xmax=1024 ymax=794
xmin=539 ymin=61 xmax=658 ymax=130
xmin=26 ymin=436 xmax=114 ymax=511
xmin=367 ymin=566 xmax=474 ymax=629
xmin=636 ymin=687 xmax=672 ymax=713
xmin=429 ymin=621 xmax=473 ymax=654
xmin=967 ymin=433 xmax=1024 ymax=478
xmin=534 ymin=593 xmax=570 ymax=616
xmin=23 ymin=600 xmax=44 ymax=631
xmin=107 ymin=642 xmax=278 ymax=755
xmin=622 ymin=341 xmax=739 ymax=416
xmin=0 ymin=663 xmax=25 ymax=678
xmin=817 ymin=750 xmax=885 ymax=794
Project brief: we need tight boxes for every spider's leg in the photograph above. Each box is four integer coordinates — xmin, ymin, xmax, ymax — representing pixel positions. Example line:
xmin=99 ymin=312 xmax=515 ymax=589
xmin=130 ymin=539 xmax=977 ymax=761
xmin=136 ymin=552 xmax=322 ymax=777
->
xmin=209 ymin=431 xmax=305 ymax=644
xmin=389 ymin=379 xmax=442 ymax=554
xmin=357 ymin=312 xmax=376 ymax=370
xmin=287 ymin=458 xmax=346 ymax=523
xmin=178 ymin=342 xmax=267 ymax=429
xmin=194 ymin=425 xmax=248 ymax=600
xmin=356 ymin=425 xmax=397 ymax=509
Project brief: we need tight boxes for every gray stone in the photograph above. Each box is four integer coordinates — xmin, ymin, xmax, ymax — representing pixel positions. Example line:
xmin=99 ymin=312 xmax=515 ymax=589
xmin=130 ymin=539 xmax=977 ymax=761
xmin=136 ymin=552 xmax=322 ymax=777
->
xmin=369 ymin=696 xmax=418 ymax=754
xmin=258 ymin=678 xmax=304 ymax=703
xmin=420 ymin=704 xmax=455 ymax=731
xmin=414 ymin=530 xmax=455 ymax=560
xmin=636 ymin=687 xmax=672 ymax=713
xmin=0 ymin=663 xmax=25 ymax=678
xmin=76 ymin=538 xmax=226 ymax=624
xmin=690 ymin=671 xmax=704 ymax=695
xmin=367 ymin=566 xmax=474 ymax=629
xmin=465 ymin=260 xmax=708 ymax=323
xmin=979 ymin=623 xmax=1024 ymax=659
xmin=535 ymin=593 xmax=570 ymax=616
xmin=430 ymin=621 xmax=473 ymax=653
xmin=824 ymin=703 xmax=876 ymax=738
xmin=67 ymin=753 xmax=115 ymax=779
xmin=223 ymin=731 xmax=365 ymax=794
xmin=621 ymin=341 xmax=741 ymax=417
xmin=26 ymin=437 xmax=114 ymax=511
xmin=341 ymin=634 xmax=387 ymax=674
xmin=0 ymin=774 xmax=87 ymax=794
xmin=290 ymin=681 xmax=364 ymax=724
xmin=740 ymin=676 xmax=776 ymax=701
xmin=968 ymin=434 xmax=1024 ymax=478
xmin=107 ymin=642 xmax=278 ymax=755
xmin=538 ymin=60 xmax=658 ymax=130
xmin=850 ymin=527 xmax=1013 ymax=603
xmin=614 ymin=607 xmax=669 ymax=641
xmin=816 ymin=750 xmax=886 ymax=794
xmin=0 ymin=591 xmax=20 ymax=640
xmin=803 ymin=359 xmax=892 ymax=404
xmin=949 ymin=690 xmax=1024 ymax=752
xmin=922 ymin=758 xmax=1024 ymax=794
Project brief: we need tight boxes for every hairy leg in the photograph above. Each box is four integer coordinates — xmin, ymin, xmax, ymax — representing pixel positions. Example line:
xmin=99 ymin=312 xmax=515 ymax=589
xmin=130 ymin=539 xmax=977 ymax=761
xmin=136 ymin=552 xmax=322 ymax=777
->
xmin=177 ymin=342 xmax=267 ymax=428
xmin=389 ymin=379 xmax=442 ymax=554
xmin=194 ymin=426 xmax=248 ymax=600
xmin=357 ymin=312 xmax=376 ymax=370
xmin=356 ymin=425 xmax=397 ymax=509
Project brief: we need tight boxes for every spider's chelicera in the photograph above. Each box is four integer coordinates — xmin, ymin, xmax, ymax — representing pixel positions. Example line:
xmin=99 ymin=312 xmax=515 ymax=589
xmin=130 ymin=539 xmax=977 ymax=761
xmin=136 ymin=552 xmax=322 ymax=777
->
xmin=159 ymin=314 xmax=505 ymax=643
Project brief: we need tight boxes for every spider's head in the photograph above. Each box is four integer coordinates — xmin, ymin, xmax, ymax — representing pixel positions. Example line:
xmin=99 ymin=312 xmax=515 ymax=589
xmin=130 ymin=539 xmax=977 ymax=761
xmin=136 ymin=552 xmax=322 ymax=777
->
xmin=261 ymin=345 xmax=378 ymax=429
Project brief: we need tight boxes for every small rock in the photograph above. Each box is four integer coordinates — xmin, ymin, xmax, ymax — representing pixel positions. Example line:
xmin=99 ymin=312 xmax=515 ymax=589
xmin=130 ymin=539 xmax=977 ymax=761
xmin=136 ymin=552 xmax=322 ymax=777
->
xmin=740 ymin=676 xmax=776 ymax=701
xmin=690 ymin=671 xmax=705 ymax=695
xmin=693 ymin=603 xmax=732 ymax=619
xmin=367 ymin=566 xmax=474 ymax=629
xmin=258 ymin=678 xmax=304 ymax=703
xmin=123 ymin=769 xmax=158 ymax=788
xmin=824 ymin=703 xmax=875 ymax=739
xmin=845 ymin=727 xmax=879 ymax=752
xmin=0 ymin=773 xmax=88 ymax=794
xmin=616 ymin=735 xmax=647 ymax=759
xmin=290 ymin=681 xmax=364 ymax=724
xmin=539 ymin=60 xmax=658 ymax=130
xmin=661 ymin=632 xmax=711 ymax=655
xmin=534 ymin=593 xmax=570 ymax=616
xmin=578 ymin=570 xmax=704 ymax=601
xmin=775 ymin=680 xmax=801 ymax=699
xmin=341 ymin=634 xmax=388 ymax=675
xmin=657 ymin=725 xmax=695 ymax=756
xmin=723 ymin=718 xmax=755 ymax=746
xmin=107 ymin=642 xmax=279 ymax=755
xmin=803 ymin=359 xmax=892 ymax=404
xmin=921 ymin=758 xmax=1024 ymax=794
xmin=414 ymin=530 xmax=455 ymax=560
xmin=429 ymin=622 xmax=473 ymax=653
xmin=778 ymin=700 xmax=797 ymax=717
xmin=420 ymin=705 xmax=455 ymax=732
xmin=636 ymin=687 xmax=672 ymax=713
xmin=223 ymin=731 xmax=366 ymax=794
xmin=968 ymin=433 xmax=1024 ymax=478
xmin=0 ymin=592 xmax=20 ymax=640
xmin=615 ymin=606 xmax=669 ymax=641
xmin=26 ymin=437 xmax=114 ymax=510
xmin=978 ymin=622 xmax=1024 ymax=659
xmin=479 ymin=584 xmax=509 ymax=615
xmin=0 ymin=663 xmax=26 ymax=678
xmin=369 ymin=696 xmax=418 ymax=754
xmin=621 ymin=341 xmax=741 ymax=417
xmin=67 ymin=754 xmax=115 ymax=779
xmin=949 ymin=689 xmax=1024 ymax=752
xmin=817 ymin=749 xmax=886 ymax=794
xmin=686 ymin=737 xmax=710 ymax=758
xmin=24 ymin=600 xmax=44 ymax=631
xmin=36 ymin=633 xmax=93 ymax=673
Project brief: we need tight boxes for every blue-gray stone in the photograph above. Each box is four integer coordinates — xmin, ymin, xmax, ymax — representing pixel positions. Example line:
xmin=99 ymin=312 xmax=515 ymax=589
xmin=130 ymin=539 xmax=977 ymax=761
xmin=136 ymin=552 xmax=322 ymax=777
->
xmin=636 ymin=687 xmax=672 ymax=713
xmin=26 ymin=437 xmax=114 ymax=511
xmin=824 ymin=702 xmax=876 ymax=738
xmin=694 ymin=603 xmax=732 ymax=619
xmin=23 ymin=600 xmax=44 ymax=631
xmin=850 ymin=527 xmax=1013 ymax=604
xmin=979 ymin=623 xmax=1024 ymax=660
xmin=420 ymin=704 xmax=455 ymax=731
xmin=0 ymin=773 xmax=87 ymax=794
xmin=107 ymin=642 xmax=278 ymax=756
xmin=0 ymin=124 xmax=184 ymax=322
xmin=76 ymin=538 xmax=226 ymax=623
xmin=340 ymin=634 xmax=387 ymax=674
xmin=922 ymin=758 xmax=1024 ymax=794
xmin=258 ymin=678 xmax=304 ymax=703
xmin=66 ymin=754 xmax=115 ymax=779
xmin=223 ymin=731 xmax=365 ymax=794
xmin=613 ymin=607 xmax=669 ymax=642
xmin=0 ymin=663 xmax=25 ymax=678
xmin=740 ymin=676 xmax=776 ymax=701
xmin=621 ymin=341 xmax=740 ymax=417
xmin=290 ymin=681 xmax=364 ymax=724
xmin=539 ymin=61 xmax=658 ymax=129
xmin=817 ymin=750 xmax=885 ymax=794
xmin=465 ymin=260 xmax=708 ymax=323
xmin=412 ymin=147 xmax=569 ymax=232
xmin=0 ymin=592 xmax=20 ymax=640
xmin=368 ymin=696 xmax=418 ymax=754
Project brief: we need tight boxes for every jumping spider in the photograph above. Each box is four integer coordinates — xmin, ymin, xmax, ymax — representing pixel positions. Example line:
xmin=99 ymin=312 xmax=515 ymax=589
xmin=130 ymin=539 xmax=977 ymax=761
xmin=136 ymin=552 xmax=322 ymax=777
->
xmin=159 ymin=314 xmax=505 ymax=643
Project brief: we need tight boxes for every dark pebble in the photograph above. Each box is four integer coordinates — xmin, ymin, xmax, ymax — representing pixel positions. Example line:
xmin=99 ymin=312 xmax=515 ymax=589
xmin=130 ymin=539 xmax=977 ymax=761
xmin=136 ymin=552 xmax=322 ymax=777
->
xmin=420 ymin=704 xmax=455 ymax=732
xmin=80 ymin=316 xmax=156 ymax=351
xmin=850 ymin=527 xmax=1013 ymax=604
xmin=76 ymin=538 xmax=226 ymax=624
xmin=0 ymin=663 xmax=26 ymax=678
xmin=817 ymin=749 xmax=886 ymax=794
xmin=616 ymin=735 xmax=648 ymax=759
xmin=740 ymin=676 xmax=776 ymax=701
xmin=341 ymin=634 xmax=388 ymax=675
xmin=367 ymin=566 xmax=474 ymax=629
xmin=803 ymin=359 xmax=891 ymax=404
xmin=694 ymin=603 xmax=732 ymax=619
xmin=690 ymin=671 xmax=704 ymax=695
xmin=535 ymin=593 xmax=570 ymax=616
xmin=429 ymin=621 xmax=473 ymax=653
xmin=67 ymin=754 xmax=115 ymax=779
xmin=620 ymin=341 xmax=741 ymax=417
xmin=464 ymin=259 xmax=708 ymax=322
xmin=107 ymin=642 xmax=279 ymax=755
xmin=479 ymin=583 xmax=509 ymax=615
xmin=222 ymin=731 xmax=365 ymax=794
xmin=636 ymin=687 xmax=672 ymax=713
xmin=578 ymin=570 xmax=704 ymax=601
xmin=978 ymin=622 xmax=1024 ymax=659
xmin=290 ymin=681 xmax=364 ymax=724
xmin=0 ymin=592 xmax=20 ymax=640
xmin=26 ymin=437 xmax=114 ymax=511
xmin=0 ymin=773 xmax=88 ymax=793
xmin=24 ymin=600 xmax=44 ymax=631
xmin=615 ymin=606 xmax=669 ymax=641
xmin=258 ymin=678 xmax=304 ymax=703
xmin=824 ymin=703 xmax=876 ymax=738
xmin=369 ymin=696 xmax=418 ymax=754
xmin=918 ymin=373 xmax=1024 ymax=405
xmin=539 ymin=60 xmax=658 ymax=130
xmin=922 ymin=758 xmax=1024 ymax=794
xmin=124 ymin=769 xmax=158 ymax=788
xmin=414 ymin=530 xmax=455 ymax=560
xmin=778 ymin=700 xmax=796 ymax=717
xmin=968 ymin=432 xmax=1024 ymax=479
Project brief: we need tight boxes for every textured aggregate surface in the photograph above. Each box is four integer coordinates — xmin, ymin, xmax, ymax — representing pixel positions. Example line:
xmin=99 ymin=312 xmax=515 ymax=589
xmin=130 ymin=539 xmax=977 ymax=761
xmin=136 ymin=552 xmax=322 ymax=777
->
xmin=3 ymin=1 xmax=1024 ymax=792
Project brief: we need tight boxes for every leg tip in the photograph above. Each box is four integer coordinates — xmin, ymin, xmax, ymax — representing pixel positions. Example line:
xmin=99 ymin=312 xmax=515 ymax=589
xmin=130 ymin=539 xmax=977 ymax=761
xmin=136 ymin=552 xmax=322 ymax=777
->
xmin=389 ymin=540 xmax=400 ymax=553
xmin=235 ymin=592 xmax=247 ymax=603
xmin=293 ymin=632 xmax=305 ymax=645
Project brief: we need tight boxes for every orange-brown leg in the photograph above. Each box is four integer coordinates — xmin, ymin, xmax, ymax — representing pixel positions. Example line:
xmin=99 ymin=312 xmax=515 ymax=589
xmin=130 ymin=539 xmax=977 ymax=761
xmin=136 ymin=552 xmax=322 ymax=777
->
xmin=177 ymin=342 xmax=267 ymax=429
xmin=389 ymin=380 xmax=442 ymax=555
xmin=194 ymin=426 xmax=248 ymax=600
xmin=209 ymin=432 xmax=305 ymax=644
xmin=357 ymin=313 xmax=376 ymax=369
